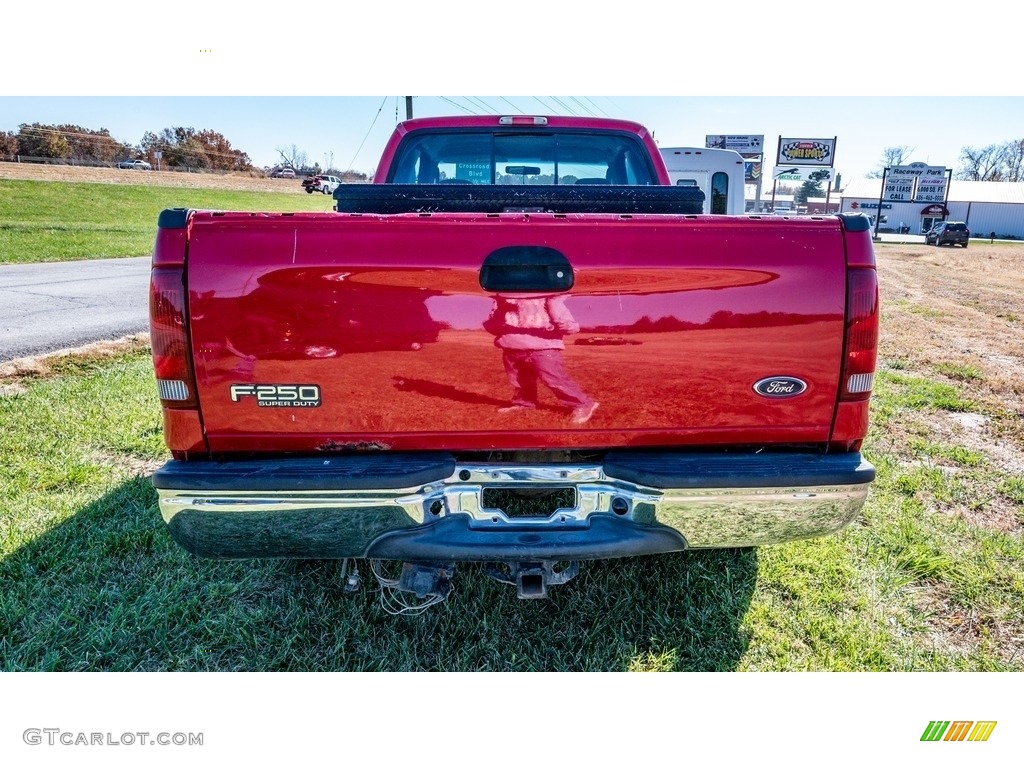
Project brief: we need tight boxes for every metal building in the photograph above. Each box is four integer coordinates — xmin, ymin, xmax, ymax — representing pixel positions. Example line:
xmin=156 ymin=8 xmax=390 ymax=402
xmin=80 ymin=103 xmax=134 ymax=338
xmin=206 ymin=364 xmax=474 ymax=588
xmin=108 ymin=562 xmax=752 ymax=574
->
xmin=840 ymin=179 xmax=1024 ymax=237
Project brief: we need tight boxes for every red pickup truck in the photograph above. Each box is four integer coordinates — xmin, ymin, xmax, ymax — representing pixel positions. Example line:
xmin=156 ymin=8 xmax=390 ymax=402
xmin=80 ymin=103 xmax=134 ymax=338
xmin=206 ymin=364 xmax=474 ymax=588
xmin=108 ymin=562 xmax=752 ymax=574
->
xmin=149 ymin=115 xmax=878 ymax=604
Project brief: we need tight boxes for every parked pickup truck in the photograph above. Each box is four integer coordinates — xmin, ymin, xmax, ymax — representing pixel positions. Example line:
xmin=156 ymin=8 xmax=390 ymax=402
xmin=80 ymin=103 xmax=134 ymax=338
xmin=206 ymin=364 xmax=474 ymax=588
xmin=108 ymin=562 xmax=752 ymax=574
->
xmin=149 ymin=115 xmax=879 ymax=606
xmin=302 ymin=174 xmax=343 ymax=194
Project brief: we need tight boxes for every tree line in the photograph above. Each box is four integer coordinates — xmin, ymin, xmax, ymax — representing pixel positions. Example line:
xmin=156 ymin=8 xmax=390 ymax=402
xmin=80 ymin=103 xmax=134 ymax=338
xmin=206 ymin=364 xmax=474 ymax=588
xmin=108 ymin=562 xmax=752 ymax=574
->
xmin=870 ymin=140 xmax=1024 ymax=182
xmin=957 ymin=139 xmax=1024 ymax=181
xmin=0 ymin=123 xmax=254 ymax=172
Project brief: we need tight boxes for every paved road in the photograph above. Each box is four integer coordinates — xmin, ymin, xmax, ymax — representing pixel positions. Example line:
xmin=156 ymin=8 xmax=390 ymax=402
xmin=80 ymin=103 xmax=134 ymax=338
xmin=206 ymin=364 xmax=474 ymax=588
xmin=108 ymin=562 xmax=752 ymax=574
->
xmin=875 ymin=233 xmax=926 ymax=244
xmin=0 ymin=257 xmax=150 ymax=362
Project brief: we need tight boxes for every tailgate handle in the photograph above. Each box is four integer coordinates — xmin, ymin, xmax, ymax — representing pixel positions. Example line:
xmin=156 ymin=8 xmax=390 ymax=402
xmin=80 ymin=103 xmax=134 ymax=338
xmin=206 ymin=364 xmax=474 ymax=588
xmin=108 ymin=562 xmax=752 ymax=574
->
xmin=479 ymin=246 xmax=574 ymax=293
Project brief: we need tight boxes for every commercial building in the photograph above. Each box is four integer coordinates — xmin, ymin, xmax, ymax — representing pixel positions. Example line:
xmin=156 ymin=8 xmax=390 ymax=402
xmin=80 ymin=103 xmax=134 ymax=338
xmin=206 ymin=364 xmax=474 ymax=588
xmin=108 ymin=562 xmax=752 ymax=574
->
xmin=840 ymin=179 xmax=1024 ymax=237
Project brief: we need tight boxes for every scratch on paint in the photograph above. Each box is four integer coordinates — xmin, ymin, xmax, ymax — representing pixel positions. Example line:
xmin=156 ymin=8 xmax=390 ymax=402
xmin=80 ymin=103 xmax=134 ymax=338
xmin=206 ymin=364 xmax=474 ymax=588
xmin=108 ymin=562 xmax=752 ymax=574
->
xmin=292 ymin=229 xmax=298 ymax=264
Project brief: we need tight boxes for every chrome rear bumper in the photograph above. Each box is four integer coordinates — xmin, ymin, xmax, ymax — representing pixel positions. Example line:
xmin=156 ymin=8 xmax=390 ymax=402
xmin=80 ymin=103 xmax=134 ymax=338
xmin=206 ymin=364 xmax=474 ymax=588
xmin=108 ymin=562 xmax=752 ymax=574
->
xmin=154 ymin=452 xmax=873 ymax=559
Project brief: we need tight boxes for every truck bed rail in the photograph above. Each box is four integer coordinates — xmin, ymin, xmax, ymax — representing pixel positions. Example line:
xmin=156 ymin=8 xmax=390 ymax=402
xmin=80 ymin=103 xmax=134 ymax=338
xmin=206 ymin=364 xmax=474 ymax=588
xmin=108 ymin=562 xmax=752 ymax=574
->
xmin=332 ymin=184 xmax=705 ymax=215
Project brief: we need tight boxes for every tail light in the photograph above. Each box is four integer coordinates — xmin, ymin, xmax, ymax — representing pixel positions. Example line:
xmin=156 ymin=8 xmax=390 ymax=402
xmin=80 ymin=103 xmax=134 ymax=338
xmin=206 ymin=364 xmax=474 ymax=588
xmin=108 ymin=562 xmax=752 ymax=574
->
xmin=149 ymin=211 xmax=208 ymax=458
xmin=150 ymin=267 xmax=197 ymax=408
xmin=150 ymin=213 xmax=197 ymax=410
xmin=840 ymin=268 xmax=879 ymax=401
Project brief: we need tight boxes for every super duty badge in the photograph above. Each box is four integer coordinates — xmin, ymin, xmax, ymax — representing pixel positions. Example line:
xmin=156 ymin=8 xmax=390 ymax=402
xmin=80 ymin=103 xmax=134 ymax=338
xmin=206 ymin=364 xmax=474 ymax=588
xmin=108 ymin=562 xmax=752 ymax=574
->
xmin=230 ymin=384 xmax=321 ymax=407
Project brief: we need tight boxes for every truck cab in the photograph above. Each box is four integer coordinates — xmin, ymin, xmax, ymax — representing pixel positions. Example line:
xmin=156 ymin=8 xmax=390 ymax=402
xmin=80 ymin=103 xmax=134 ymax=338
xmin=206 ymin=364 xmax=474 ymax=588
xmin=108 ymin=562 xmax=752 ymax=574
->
xmin=659 ymin=146 xmax=746 ymax=214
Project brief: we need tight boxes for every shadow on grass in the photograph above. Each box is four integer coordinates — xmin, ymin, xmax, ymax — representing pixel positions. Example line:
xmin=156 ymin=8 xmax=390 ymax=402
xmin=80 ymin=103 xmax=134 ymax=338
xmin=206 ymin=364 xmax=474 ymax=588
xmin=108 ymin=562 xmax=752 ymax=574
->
xmin=0 ymin=478 xmax=756 ymax=672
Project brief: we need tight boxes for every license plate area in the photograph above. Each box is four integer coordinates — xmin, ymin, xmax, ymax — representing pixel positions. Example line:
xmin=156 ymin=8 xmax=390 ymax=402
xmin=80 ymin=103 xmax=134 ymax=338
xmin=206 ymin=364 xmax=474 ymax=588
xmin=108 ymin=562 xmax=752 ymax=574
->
xmin=481 ymin=487 xmax=576 ymax=520
xmin=437 ymin=464 xmax=660 ymax=528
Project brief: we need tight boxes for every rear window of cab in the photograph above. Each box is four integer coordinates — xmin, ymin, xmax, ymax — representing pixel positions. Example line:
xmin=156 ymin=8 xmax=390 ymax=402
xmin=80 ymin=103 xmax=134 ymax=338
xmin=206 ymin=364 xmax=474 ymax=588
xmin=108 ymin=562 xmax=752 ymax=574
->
xmin=386 ymin=131 xmax=656 ymax=185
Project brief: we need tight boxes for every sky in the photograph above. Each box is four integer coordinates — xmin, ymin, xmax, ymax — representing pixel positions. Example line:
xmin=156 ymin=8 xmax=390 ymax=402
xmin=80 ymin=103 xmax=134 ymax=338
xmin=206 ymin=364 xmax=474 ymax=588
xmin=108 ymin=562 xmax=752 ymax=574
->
xmin=2 ymin=3 xmax=1021 ymax=182
xmin=3 ymin=96 xmax=1023 ymax=183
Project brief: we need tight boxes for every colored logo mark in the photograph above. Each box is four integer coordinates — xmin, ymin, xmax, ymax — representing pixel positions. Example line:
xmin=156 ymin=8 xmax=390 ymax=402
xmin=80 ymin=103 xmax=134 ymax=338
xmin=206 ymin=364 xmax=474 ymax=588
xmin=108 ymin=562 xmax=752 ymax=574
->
xmin=921 ymin=721 xmax=997 ymax=742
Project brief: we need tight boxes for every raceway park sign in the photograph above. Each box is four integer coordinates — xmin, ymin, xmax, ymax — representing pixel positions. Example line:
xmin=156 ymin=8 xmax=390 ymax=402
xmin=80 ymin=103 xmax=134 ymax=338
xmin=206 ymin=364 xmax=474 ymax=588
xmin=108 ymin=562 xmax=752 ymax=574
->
xmin=778 ymin=138 xmax=836 ymax=166
xmin=885 ymin=163 xmax=948 ymax=203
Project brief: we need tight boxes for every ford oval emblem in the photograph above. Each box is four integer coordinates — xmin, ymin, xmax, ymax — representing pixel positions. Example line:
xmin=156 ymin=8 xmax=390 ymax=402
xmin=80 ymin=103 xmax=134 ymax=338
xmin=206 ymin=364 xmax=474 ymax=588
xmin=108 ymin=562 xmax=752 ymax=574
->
xmin=753 ymin=377 xmax=807 ymax=398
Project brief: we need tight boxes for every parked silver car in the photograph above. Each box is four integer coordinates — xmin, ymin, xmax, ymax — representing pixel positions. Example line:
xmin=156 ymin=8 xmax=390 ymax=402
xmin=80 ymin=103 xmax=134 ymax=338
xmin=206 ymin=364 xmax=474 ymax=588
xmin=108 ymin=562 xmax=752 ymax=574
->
xmin=116 ymin=159 xmax=152 ymax=170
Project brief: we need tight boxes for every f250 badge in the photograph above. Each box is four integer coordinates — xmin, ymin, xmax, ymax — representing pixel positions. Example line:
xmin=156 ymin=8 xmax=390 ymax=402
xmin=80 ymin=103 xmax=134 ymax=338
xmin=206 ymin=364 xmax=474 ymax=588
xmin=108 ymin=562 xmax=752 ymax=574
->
xmin=230 ymin=384 xmax=321 ymax=407
xmin=753 ymin=377 xmax=807 ymax=398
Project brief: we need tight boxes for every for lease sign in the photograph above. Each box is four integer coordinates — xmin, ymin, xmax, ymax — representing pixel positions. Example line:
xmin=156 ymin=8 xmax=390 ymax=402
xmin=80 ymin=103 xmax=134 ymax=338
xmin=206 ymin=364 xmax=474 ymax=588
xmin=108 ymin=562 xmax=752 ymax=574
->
xmin=886 ymin=163 xmax=947 ymax=202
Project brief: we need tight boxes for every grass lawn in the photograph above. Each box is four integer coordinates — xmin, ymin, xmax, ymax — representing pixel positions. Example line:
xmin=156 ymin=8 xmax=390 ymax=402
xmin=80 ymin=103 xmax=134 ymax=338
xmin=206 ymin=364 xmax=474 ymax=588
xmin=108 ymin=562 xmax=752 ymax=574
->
xmin=1 ymin=349 xmax=1020 ymax=671
xmin=0 ymin=179 xmax=335 ymax=264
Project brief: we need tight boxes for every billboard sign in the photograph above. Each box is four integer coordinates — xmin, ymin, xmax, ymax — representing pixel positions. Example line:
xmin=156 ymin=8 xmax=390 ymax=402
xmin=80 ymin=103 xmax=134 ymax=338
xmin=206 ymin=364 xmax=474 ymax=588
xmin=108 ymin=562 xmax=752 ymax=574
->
xmin=778 ymin=138 xmax=836 ymax=166
xmin=706 ymin=135 xmax=764 ymax=153
xmin=773 ymin=166 xmax=835 ymax=182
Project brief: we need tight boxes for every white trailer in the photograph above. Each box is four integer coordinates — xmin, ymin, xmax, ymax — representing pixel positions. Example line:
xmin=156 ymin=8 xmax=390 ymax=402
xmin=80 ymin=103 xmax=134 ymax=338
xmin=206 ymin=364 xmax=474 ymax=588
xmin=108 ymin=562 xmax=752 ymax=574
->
xmin=659 ymin=147 xmax=746 ymax=215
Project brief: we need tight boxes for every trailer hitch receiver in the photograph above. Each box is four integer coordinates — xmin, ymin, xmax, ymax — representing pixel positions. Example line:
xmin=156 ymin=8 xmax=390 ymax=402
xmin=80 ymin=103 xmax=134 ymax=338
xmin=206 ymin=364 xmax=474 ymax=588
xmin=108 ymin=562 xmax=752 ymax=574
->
xmin=484 ymin=560 xmax=580 ymax=599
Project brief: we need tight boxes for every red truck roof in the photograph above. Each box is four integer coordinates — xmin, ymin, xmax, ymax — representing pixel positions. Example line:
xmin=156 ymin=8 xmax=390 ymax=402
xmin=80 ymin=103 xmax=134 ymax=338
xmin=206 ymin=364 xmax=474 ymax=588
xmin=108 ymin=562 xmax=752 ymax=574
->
xmin=373 ymin=115 xmax=670 ymax=185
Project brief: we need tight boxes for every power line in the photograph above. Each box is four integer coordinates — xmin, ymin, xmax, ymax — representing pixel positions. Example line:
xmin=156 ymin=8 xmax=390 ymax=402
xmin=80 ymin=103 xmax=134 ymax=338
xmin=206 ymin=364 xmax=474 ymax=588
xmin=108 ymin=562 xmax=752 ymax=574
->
xmin=602 ymin=97 xmax=629 ymax=117
xmin=532 ymin=96 xmax=558 ymax=113
xmin=346 ymin=96 xmax=387 ymax=172
xmin=459 ymin=97 xmax=490 ymax=114
xmin=16 ymin=125 xmax=124 ymax=142
xmin=468 ymin=96 xmax=503 ymax=114
xmin=499 ymin=97 xmax=525 ymax=114
xmin=439 ymin=96 xmax=478 ymax=114
xmin=461 ymin=96 xmax=490 ymax=113
xmin=569 ymin=97 xmax=596 ymax=116
xmin=583 ymin=97 xmax=610 ymax=117
xmin=549 ymin=97 xmax=579 ymax=116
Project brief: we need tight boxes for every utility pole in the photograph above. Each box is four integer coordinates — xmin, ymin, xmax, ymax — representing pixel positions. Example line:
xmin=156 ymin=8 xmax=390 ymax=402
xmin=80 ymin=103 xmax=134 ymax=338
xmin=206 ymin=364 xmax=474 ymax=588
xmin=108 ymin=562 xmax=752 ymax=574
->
xmin=405 ymin=96 xmax=413 ymax=120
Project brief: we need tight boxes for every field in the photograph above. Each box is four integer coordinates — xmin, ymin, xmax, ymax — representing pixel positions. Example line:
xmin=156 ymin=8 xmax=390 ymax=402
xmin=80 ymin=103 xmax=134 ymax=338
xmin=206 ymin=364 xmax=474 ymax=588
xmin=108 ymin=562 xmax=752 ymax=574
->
xmin=0 ymin=169 xmax=334 ymax=264
xmin=0 ymin=161 xmax=311 ymax=192
xmin=1 ymin=235 xmax=1021 ymax=671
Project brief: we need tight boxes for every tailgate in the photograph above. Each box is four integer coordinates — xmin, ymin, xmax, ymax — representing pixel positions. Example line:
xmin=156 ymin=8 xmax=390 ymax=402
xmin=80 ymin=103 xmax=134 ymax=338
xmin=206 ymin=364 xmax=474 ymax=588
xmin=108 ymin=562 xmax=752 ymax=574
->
xmin=185 ymin=212 xmax=847 ymax=452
